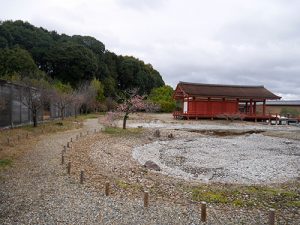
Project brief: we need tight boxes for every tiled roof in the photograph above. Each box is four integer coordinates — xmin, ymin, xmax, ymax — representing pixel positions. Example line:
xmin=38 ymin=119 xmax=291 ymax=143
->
xmin=176 ymin=82 xmax=281 ymax=99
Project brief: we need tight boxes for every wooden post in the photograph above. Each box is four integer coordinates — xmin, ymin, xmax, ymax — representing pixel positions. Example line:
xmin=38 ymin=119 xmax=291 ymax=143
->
xmin=18 ymin=135 xmax=20 ymax=141
xmin=144 ymin=191 xmax=149 ymax=207
xmin=67 ymin=162 xmax=71 ymax=174
xmin=70 ymin=138 xmax=73 ymax=142
xmin=80 ymin=171 xmax=84 ymax=184
xmin=63 ymin=146 xmax=67 ymax=153
xmin=7 ymin=137 xmax=10 ymax=145
xmin=67 ymin=142 xmax=70 ymax=148
xmin=269 ymin=208 xmax=275 ymax=225
xmin=26 ymin=133 xmax=29 ymax=138
xmin=105 ymin=182 xmax=110 ymax=196
xmin=201 ymin=201 xmax=207 ymax=222
xmin=61 ymin=152 xmax=65 ymax=165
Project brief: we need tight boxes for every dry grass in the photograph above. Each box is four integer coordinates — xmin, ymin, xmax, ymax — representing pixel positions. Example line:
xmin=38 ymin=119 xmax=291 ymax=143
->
xmin=0 ymin=114 xmax=103 ymax=170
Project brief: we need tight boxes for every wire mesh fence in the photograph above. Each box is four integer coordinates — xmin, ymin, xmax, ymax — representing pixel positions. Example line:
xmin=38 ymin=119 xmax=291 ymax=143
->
xmin=0 ymin=79 xmax=75 ymax=128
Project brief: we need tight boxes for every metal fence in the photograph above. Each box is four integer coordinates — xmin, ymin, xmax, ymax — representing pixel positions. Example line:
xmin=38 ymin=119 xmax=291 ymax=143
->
xmin=0 ymin=79 xmax=75 ymax=128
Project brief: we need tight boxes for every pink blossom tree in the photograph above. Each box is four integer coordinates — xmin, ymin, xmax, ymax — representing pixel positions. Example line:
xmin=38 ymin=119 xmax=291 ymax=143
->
xmin=117 ymin=89 xmax=146 ymax=129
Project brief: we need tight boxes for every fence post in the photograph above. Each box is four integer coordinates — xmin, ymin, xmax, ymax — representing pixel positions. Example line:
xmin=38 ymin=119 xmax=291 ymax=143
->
xmin=80 ymin=171 xmax=84 ymax=184
xmin=61 ymin=151 xmax=65 ymax=165
xmin=144 ymin=191 xmax=149 ymax=207
xmin=105 ymin=181 xmax=110 ymax=196
xmin=201 ymin=201 xmax=207 ymax=222
xmin=67 ymin=162 xmax=71 ymax=174
xmin=269 ymin=208 xmax=275 ymax=225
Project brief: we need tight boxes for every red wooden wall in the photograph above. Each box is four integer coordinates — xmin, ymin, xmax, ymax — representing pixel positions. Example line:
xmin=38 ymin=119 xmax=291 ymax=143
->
xmin=187 ymin=100 xmax=238 ymax=115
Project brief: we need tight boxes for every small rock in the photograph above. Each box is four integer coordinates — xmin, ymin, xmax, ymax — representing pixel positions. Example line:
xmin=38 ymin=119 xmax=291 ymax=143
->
xmin=144 ymin=160 xmax=161 ymax=171
xmin=154 ymin=129 xmax=160 ymax=137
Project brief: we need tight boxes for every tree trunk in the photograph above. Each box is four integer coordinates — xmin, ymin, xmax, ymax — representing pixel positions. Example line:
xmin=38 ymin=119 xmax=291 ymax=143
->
xmin=32 ymin=109 xmax=38 ymax=127
xmin=61 ymin=107 xmax=65 ymax=120
xmin=123 ymin=112 xmax=129 ymax=129
xmin=74 ymin=105 xmax=77 ymax=119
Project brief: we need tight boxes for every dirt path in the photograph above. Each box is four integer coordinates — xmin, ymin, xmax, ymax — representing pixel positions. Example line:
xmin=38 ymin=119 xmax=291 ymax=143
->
xmin=0 ymin=119 xmax=205 ymax=225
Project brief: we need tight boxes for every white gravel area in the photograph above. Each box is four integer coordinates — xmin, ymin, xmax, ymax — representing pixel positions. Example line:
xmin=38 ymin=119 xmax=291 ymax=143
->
xmin=133 ymin=134 xmax=300 ymax=184
xmin=127 ymin=119 xmax=300 ymax=131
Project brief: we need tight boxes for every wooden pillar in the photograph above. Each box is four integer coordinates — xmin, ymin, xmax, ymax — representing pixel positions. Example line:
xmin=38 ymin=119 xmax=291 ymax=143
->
xmin=263 ymin=100 xmax=266 ymax=116
xmin=249 ymin=99 xmax=253 ymax=115
xmin=222 ymin=98 xmax=226 ymax=114
xmin=208 ymin=97 xmax=212 ymax=116
xmin=245 ymin=102 xmax=248 ymax=114
xmin=236 ymin=98 xmax=239 ymax=113
xmin=254 ymin=101 xmax=257 ymax=115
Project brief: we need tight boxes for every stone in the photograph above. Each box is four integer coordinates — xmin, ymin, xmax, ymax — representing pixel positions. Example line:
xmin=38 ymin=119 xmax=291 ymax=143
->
xmin=144 ymin=160 xmax=161 ymax=171
xmin=154 ymin=129 xmax=160 ymax=137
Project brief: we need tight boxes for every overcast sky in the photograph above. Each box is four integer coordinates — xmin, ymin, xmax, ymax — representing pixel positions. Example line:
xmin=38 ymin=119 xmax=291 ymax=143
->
xmin=1 ymin=0 xmax=300 ymax=99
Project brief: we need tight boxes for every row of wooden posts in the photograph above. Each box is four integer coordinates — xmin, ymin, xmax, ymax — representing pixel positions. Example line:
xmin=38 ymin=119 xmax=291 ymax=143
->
xmin=61 ymin=129 xmax=277 ymax=224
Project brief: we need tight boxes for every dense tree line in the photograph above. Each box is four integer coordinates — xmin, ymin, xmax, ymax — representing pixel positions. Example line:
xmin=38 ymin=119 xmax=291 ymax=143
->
xmin=0 ymin=20 xmax=164 ymax=96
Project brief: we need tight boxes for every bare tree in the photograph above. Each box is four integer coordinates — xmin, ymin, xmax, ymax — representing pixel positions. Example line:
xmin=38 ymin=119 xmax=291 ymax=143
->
xmin=20 ymin=79 xmax=50 ymax=127
xmin=51 ymin=89 xmax=73 ymax=120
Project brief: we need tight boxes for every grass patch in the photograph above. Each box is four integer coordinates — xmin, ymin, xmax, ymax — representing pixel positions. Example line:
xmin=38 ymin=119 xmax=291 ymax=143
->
xmin=190 ymin=184 xmax=300 ymax=209
xmin=116 ymin=179 xmax=143 ymax=191
xmin=0 ymin=159 xmax=12 ymax=168
xmin=103 ymin=127 xmax=143 ymax=136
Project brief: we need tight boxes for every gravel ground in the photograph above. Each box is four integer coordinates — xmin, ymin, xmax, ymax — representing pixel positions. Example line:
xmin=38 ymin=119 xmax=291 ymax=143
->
xmin=133 ymin=133 xmax=300 ymax=184
xmin=0 ymin=119 xmax=210 ymax=224
xmin=1 ymin=117 xmax=299 ymax=224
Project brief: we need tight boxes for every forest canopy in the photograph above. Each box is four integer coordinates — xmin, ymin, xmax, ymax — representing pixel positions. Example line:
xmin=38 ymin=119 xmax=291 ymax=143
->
xmin=0 ymin=20 xmax=165 ymax=96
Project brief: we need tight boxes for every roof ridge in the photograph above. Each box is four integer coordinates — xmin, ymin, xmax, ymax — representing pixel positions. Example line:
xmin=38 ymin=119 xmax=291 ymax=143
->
xmin=179 ymin=81 xmax=264 ymax=88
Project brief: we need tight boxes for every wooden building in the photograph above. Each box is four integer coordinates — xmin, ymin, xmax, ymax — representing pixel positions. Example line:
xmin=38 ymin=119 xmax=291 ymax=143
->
xmin=256 ymin=100 xmax=300 ymax=117
xmin=173 ymin=82 xmax=281 ymax=120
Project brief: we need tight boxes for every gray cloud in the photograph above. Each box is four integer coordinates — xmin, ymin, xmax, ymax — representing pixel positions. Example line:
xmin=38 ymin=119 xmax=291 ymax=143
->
xmin=0 ymin=0 xmax=299 ymax=99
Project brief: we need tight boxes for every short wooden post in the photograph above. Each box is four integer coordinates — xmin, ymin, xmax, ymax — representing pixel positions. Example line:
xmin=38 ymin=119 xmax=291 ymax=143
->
xmin=144 ymin=191 xmax=149 ymax=207
xmin=67 ymin=142 xmax=70 ymax=148
xmin=268 ymin=208 xmax=275 ymax=225
xmin=80 ymin=171 xmax=84 ymax=184
xmin=67 ymin=162 xmax=71 ymax=174
xmin=70 ymin=138 xmax=73 ymax=142
xmin=105 ymin=181 xmax=110 ymax=196
xmin=61 ymin=152 xmax=65 ymax=165
xmin=201 ymin=201 xmax=207 ymax=222
xmin=18 ymin=135 xmax=21 ymax=141
xmin=26 ymin=133 xmax=29 ymax=138
xmin=63 ymin=146 xmax=67 ymax=153
xmin=7 ymin=137 xmax=10 ymax=145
